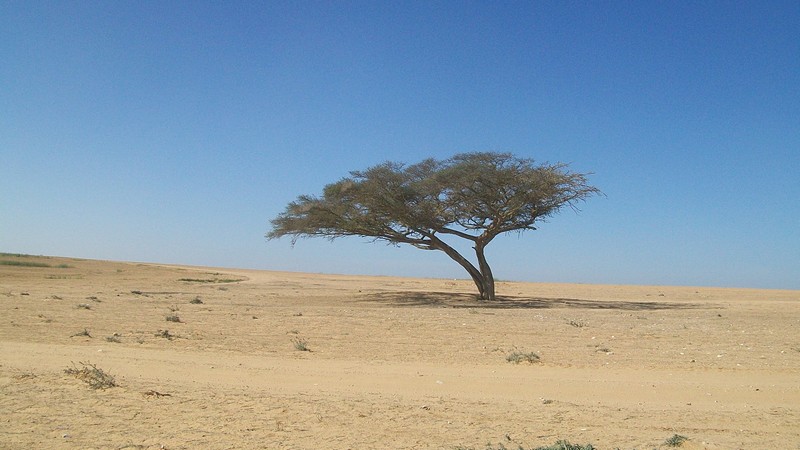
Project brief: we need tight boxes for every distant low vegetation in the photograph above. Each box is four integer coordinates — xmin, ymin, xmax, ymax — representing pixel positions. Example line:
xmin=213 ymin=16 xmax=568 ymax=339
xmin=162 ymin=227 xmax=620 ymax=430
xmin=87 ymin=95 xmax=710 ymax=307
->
xmin=0 ymin=260 xmax=51 ymax=267
xmin=1 ymin=253 xmax=72 ymax=268
xmin=178 ymin=277 xmax=243 ymax=283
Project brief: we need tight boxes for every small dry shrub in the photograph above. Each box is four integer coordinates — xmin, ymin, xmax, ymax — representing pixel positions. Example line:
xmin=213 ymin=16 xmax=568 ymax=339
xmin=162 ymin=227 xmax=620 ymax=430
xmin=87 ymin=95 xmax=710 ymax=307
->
xmin=156 ymin=329 xmax=176 ymax=340
xmin=665 ymin=434 xmax=688 ymax=447
xmin=292 ymin=337 xmax=310 ymax=352
xmin=13 ymin=372 xmax=37 ymax=380
xmin=567 ymin=319 xmax=586 ymax=328
xmin=71 ymin=328 xmax=92 ymax=338
xmin=506 ymin=351 xmax=540 ymax=364
xmin=65 ymin=361 xmax=117 ymax=389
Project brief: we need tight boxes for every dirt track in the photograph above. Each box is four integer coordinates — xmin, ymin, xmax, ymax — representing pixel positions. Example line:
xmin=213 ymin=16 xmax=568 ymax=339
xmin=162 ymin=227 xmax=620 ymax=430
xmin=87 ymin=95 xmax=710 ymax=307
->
xmin=1 ymin=255 xmax=798 ymax=449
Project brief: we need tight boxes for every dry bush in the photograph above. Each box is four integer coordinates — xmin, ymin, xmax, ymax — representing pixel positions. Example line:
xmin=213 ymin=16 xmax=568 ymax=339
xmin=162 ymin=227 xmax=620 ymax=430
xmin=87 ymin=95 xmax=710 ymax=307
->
xmin=292 ymin=337 xmax=310 ymax=351
xmin=156 ymin=329 xmax=176 ymax=340
xmin=64 ymin=361 xmax=117 ymax=389
xmin=70 ymin=328 xmax=92 ymax=338
xmin=506 ymin=351 xmax=540 ymax=364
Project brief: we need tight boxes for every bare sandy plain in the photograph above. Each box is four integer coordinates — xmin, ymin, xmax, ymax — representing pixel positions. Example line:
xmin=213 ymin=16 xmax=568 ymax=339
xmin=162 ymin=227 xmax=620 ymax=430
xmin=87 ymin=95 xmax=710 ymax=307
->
xmin=1 ymin=254 xmax=798 ymax=450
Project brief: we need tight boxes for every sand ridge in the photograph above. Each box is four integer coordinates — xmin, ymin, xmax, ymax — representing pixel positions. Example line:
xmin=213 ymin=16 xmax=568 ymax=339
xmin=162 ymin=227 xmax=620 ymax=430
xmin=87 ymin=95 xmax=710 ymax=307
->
xmin=1 ymin=255 xmax=798 ymax=449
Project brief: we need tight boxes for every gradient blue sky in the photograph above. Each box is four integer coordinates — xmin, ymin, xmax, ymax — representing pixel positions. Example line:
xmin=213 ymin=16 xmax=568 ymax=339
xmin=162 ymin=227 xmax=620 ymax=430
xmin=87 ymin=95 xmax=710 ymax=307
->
xmin=2 ymin=1 xmax=798 ymax=289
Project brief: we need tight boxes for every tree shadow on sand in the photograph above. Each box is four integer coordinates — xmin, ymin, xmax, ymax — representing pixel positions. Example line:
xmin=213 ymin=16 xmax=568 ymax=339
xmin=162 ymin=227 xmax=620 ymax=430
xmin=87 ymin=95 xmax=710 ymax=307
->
xmin=361 ymin=291 xmax=707 ymax=311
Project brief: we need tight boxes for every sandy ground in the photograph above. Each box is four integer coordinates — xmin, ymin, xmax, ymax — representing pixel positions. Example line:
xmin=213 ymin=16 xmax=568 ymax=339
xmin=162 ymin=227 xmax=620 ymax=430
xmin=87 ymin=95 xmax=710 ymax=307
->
xmin=1 ymin=254 xmax=798 ymax=450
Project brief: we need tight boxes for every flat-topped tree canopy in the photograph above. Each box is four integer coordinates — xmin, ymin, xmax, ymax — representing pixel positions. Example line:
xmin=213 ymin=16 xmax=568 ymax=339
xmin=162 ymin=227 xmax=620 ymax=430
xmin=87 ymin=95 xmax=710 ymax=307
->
xmin=267 ymin=152 xmax=601 ymax=300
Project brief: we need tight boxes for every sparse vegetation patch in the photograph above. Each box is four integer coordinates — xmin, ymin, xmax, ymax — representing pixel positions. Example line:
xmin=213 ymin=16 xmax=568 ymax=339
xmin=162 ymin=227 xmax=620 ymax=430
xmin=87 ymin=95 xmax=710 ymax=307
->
xmin=506 ymin=351 xmax=540 ymax=364
xmin=456 ymin=441 xmax=595 ymax=450
xmin=1 ymin=260 xmax=51 ymax=267
xmin=0 ymin=257 xmax=72 ymax=268
xmin=178 ymin=277 xmax=243 ymax=283
xmin=45 ymin=274 xmax=82 ymax=279
xmin=534 ymin=441 xmax=595 ymax=450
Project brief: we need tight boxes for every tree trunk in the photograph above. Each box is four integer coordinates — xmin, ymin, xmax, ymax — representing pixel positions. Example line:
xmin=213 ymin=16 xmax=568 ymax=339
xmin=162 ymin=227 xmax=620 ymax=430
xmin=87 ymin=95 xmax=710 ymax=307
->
xmin=474 ymin=243 xmax=496 ymax=301
xmin=468 ymin=269 xmax=495 ymax=301
xmin=426 ymin=234 xmax=496 ymax=301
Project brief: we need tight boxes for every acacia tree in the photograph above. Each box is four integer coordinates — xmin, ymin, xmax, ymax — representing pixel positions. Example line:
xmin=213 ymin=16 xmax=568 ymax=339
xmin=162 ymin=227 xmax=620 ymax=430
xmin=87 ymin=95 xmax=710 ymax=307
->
xmin=267 ymin=152 xmax=600 ymax=301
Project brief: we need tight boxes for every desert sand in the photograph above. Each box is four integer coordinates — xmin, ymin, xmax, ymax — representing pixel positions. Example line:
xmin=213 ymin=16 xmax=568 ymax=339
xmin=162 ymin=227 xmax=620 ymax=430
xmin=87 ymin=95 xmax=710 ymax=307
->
xmin=1 ymin=254 xmax=798 ymax=449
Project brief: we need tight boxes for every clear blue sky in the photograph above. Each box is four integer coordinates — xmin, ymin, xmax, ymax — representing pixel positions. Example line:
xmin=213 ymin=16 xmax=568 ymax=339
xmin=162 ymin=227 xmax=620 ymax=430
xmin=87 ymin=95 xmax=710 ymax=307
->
xmin=2 ymin=1 xmax=798 ymax=289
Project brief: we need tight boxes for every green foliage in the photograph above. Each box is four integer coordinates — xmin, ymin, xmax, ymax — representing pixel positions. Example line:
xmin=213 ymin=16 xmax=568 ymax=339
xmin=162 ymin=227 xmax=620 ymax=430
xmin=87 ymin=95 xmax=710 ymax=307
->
xmin=665 ymin=434 xmax=688 ymax=447
xmin=268 ymin=152 xmax=600 ymax=301
xmin=269 ymin=152 xmax=599 ymax=245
